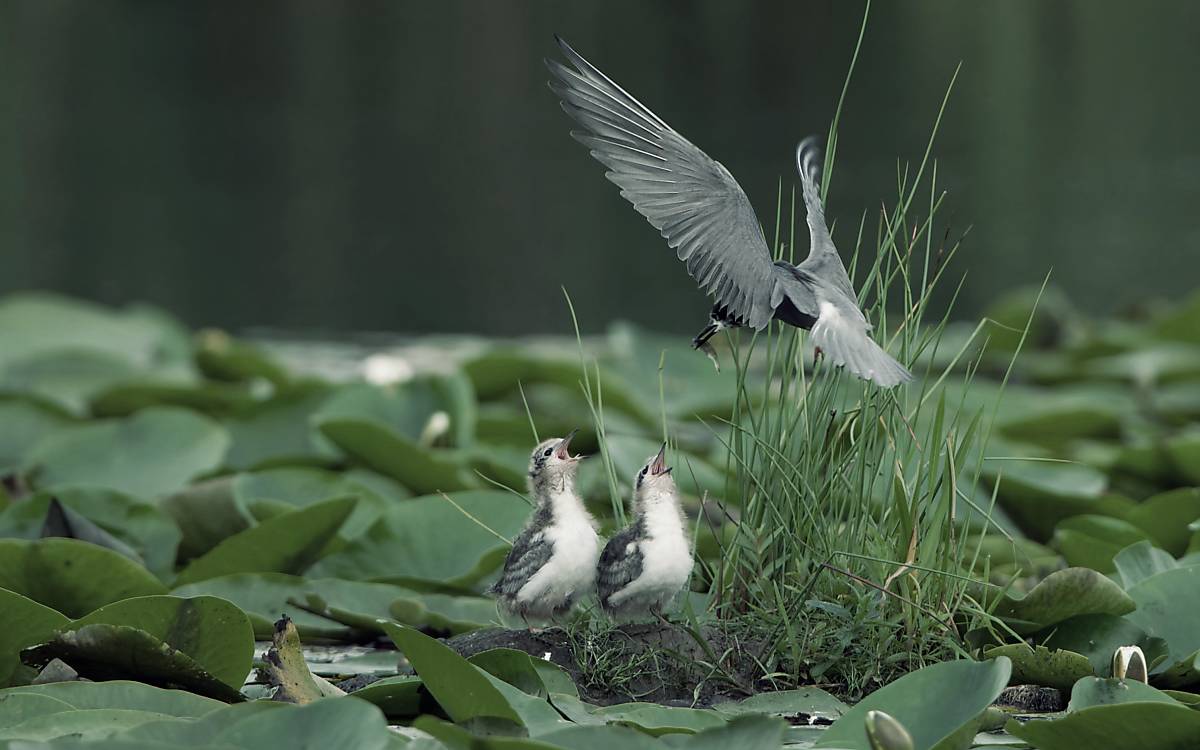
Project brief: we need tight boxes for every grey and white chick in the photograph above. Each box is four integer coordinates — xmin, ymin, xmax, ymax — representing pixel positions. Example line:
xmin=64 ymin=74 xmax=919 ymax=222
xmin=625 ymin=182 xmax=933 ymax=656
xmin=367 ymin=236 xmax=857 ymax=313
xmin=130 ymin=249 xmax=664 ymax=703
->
xmin=597 ymin=444 xmax=693 ymax=620
xmin=487 ymin=431 xmax=601 ymax=627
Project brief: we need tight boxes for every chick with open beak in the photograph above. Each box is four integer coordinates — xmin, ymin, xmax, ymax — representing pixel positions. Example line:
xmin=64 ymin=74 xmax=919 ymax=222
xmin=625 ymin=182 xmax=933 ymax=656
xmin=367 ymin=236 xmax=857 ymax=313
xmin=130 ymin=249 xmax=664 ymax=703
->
xmin=596 ymin=444 xmax=693 ymax=621
xmin=487 ymin=431 xmax=599 ymax=628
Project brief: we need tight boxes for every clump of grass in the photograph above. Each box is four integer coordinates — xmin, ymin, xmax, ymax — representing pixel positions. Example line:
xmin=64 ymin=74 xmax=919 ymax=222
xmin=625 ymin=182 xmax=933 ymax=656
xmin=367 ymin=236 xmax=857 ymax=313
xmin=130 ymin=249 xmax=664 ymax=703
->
xmin=703 ymin=9 xmax=1030 ymax=697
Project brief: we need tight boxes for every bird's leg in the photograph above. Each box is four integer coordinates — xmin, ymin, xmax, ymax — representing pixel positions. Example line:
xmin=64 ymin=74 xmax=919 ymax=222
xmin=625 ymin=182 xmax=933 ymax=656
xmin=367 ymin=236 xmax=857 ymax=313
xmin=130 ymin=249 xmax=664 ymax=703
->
xmin=692 ymin=307 xmax=734 ymax=372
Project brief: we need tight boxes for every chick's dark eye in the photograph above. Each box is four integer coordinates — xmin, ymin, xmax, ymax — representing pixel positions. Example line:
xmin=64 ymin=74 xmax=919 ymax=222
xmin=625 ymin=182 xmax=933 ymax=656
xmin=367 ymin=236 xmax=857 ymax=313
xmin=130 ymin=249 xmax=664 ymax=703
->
xmin=543 ymin=448 xmax=553 ymax=457
xmin=639 ymin=467 xmax=647 ymax=477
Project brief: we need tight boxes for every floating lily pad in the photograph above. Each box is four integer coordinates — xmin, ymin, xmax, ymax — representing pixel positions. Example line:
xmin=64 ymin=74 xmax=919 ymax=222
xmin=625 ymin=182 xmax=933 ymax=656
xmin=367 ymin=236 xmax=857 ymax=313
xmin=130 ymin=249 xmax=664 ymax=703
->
xmin=174 ymin=496 xmax=357 ymax=586
xmin=233 ymin=467 xmax=387 ymax=541
xmin=21 ymin=624 xmax=245 ymax=702
xmin=221 ymin=384 xmax=338 ymax=471
xmin=311 ymin=490 xmax=531 ymax=587
xmin=1126 ymin=566 xmax=1200 ymax=686
xmin=994 ymin=567 xmax=1135 ymax=634
xmin=1164 ymin=428 xmax=1200 ymax=484
xmin=27 ymin=407 xmax=229 ymax=498
xmin=0 ymin=399 xmax=73 ymax=474
xmin=983 ymin=458 xmax=1120 ymax=540
xmin=713 ymin=688 xmax=848 ymax=722
xmin=1114 ymin=541 xmax=1178 ymax=589
xmin=1067 ymin=677 xmax=1184 ymax=711
xmin=0 ymin=588 xmax=69 ymax=687
xmin=89 ymin=380 xmax=259 ymax=419
xmin=66 ymin=595 xmax=254 ymax=689
xmin=170 ymin=573 xmax=352 ymax=640
xmin=0 ymin=487 xmax=181 ymax=580
xmin=1126 ymin=488 xmax=1200 ymax=556
xmin=817 ymin=658 xmax=1011 ymax=750
xmin=1038 ymin=613 xmax=1169 ymax=677
xmin=318 ymin=418 xmax=477 ymax=495
xmin=162 ymin=477 xmax=253 ymax=562
xmin=983 ymin=644 xmax=1094 ymax=689
xmin=0 ymin=678 xmax=224 ymax=716
xmin=0 ymin=706 xmax=184 ymax=742
xmin=1007 ymin=701 xmax=1200 ymax=749
xmin=592 ymin=703 xmax=727 ymax=735
xmin=0 ymin=538 xmax=167 ymax=617
xmin=1052 ymin=515 xmax=1149 ymax=572
xmin=209 ymin=696 xmax=396 ymax=749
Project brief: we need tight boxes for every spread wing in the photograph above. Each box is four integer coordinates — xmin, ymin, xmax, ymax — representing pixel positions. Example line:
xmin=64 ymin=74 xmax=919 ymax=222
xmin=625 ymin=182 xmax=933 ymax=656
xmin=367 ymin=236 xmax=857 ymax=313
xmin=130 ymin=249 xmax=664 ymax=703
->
xmin=487 ymin=526 xmax=553 ymax=598
xmin=596 ymin=525 xmax=643 ymax=606
xmin=547 ymin=36 xmax=782 ymax=330
xmin=795 ymin=136 xmax=855 ymax=300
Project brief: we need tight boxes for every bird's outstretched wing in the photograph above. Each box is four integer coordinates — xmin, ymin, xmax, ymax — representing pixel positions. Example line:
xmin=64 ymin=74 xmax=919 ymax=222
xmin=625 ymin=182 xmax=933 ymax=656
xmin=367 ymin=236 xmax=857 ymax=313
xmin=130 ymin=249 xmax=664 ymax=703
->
xmin=796 ymin=137 xmax=912 ymax=388
xmin=547 ymin=36 xmax=782 ymax=330
xmin=487 ymin=527 xmax=553 ymax=598
xmin=596 ymin=525 xmax=643 ymax=606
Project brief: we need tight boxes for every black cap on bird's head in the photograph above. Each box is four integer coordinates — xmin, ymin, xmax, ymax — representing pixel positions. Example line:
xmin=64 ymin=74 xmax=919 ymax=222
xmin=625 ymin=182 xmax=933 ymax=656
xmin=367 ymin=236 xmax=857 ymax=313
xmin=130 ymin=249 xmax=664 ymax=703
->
xmin=528 ymin=430 xmax=582 ymax=479
xmin=635 ymin=442 xmax=673 ymax=491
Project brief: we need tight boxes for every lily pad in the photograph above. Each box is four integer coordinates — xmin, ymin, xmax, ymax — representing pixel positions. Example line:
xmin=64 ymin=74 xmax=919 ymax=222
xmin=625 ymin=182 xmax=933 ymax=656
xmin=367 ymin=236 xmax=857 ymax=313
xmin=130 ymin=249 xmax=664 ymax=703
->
xmin=982 ymin=644 xmax=1093 ymax=689
xmin=318 ymin=418 xmax=477 ymax=495
xmin=170 ymin=573 xmax=352 ymax=640
xmin=0 ymin=588 xmax=69 ymax=687
xmin=0 ymin=399 xmax=72 ymax=473
xmin=983 ymin=458 xmax=1119 ymax=540
xmin=816 ymin=658 xmax=1011 ymax=750
xmin=1125 ymin=488 xmax=1200 ymax=556
xmin=0 ymin=678 xmax=224 ymax=716
xmin=0 ymin=538 xmax=167 ymax=617
xmin=592 ymin=703 xmax=727 ymax=735
xmin=1067 ymin=677 xmax=1184 ymax=710
xmin=1164 ymin=428 xmax=1200 ymax=484
xmin=1008 ymin=701 xmax=1200 ymax=749
xmin=713 ymin=688 xmax=847 ymax=721
xmin=162 ymin=476 xmax=254 ymax=562
xmin=174 ymin=496 xmax=357 ymax=586
xmin=1126 ymin=566 xmax=1200 ymax=685
xmin=0 ymin=487 xmax=181 ymax=580
xmin=66 ymin=595 xmax=254 ymax=689
xmin=311 ymin=490 xmax=531 ymax=587
xmin=0 ymin=706 xmax=184 ymax=742
xmin=1052 ymin=515 xmax=1149 ymax=572
xmin=221 ymin=384 xmax=337 ymax=471
xmin=27 ymin=407 xmax=229 ymax=498
xmin=210 ymin=695 xmax=396 ymax=750
xmin=993 ymin=567 xmax=1135 ymax=634
xmin=233 ymin=466 xmax=387 ymax=541
xmin=21 ymin=624 xmax=245 ymax=702
xmin=1114 ymin=541 xmax=1178 ymax=589
xmin=1038 ymin=613 xmax=1170 ymax=677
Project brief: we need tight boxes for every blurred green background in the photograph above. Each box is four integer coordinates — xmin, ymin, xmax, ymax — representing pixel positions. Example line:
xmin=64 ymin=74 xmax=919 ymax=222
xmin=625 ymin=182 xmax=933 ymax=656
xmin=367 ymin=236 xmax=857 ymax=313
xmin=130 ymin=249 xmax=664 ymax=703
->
xmin=1 ymin=1 xmax=1197 ymax=335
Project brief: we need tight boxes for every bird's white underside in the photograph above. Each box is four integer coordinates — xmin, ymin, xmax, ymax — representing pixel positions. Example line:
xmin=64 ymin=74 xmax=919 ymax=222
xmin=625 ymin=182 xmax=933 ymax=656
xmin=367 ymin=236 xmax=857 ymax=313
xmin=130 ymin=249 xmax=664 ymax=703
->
xmin=514 ymin=491 xmax=600 ymax=618
xmin=606 ymin=485 xmax=692 ymax=613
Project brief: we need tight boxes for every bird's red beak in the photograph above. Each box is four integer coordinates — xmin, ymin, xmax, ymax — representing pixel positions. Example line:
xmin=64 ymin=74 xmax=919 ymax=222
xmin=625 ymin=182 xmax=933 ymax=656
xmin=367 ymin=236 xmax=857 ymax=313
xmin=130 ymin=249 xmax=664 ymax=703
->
xmin=555 ymin=429 xmax=579 ymax=461
xmin=650 ymin=442 xmax=670 ymax=475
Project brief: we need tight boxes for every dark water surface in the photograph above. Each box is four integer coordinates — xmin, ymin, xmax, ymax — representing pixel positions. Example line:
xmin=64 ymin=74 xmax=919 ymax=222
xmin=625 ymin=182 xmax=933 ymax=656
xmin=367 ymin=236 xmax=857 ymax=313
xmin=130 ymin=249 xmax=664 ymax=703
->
xmin=1 ymin=1 xmax=1197 ymax=335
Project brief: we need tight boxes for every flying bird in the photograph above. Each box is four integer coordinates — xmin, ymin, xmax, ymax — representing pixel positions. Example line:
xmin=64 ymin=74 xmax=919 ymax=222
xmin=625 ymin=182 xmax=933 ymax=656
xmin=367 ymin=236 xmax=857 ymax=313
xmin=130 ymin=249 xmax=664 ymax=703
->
xmin=487 ymin=431 xmax=601 ymax=628
xmin=597 ymin=444 xmax=693 ymax=621
xmin=546 ymin=36 xmax=912 ymax=388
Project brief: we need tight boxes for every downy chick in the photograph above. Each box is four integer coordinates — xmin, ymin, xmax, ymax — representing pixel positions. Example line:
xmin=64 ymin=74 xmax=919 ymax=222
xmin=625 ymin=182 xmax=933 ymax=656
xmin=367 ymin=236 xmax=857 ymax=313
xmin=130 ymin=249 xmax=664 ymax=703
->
xmin=488 ymin=431 xmax=600 ymax=627
xmin=597 ymin=444 xmax=693 ymax=620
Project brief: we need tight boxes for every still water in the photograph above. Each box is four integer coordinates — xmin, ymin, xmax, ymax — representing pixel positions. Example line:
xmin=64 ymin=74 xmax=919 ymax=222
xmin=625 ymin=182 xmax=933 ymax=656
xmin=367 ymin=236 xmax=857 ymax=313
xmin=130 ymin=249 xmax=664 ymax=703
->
xmin=1 ymin=1 xmax=1197 ymax=336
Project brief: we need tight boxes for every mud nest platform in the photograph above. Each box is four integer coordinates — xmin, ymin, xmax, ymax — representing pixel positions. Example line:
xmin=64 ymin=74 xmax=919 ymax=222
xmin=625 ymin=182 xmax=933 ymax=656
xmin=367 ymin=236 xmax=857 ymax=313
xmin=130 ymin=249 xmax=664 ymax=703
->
xmin=446 ymin=623 xmax=765 ymax=707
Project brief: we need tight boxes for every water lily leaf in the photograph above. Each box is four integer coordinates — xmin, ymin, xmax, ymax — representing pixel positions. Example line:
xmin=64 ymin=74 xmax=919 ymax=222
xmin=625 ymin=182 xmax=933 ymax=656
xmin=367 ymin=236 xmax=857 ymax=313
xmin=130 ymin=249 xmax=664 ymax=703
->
xmin=318 ymin=418 xmax=477 ymax=495
xmin=994 ymin=568 xmax=1135 ymax=634
xmin=0 ymin=538 xmax=167 ymax=617
xmin=1125 ymin=488 xmax=1200 ymax=556
xmin=0 ymin=678 xmax=224 ymax=716
xmin=1007 ymin=701 xmax=1200 ymax=749
xmin=21 ymin=624 xmax=245 ymax=702
xmin=468 ymin=649 xmax=577 ymax=699
xmin=1164 ymin=428 xmax=1200 ymax=484
xmin=713 ymin=688 xmax=847 ymax=721
xmin=89 ymin=380 xmax=259 ymax=419
xmin=195 ymin=329 xmax=291 ymax=386
xmin=673 ymin=714 xmax=787 ymax=750
xmin=0 ymin=588 xmax=69 ymax=687
xmin=983 ymin=458 xmax=1120 ymax=540
xmin=0 ymin=487 xmax=182 ymax=581
xmin=66 ymin=595 xmax=254 ymax=689
xmin=1067 ymin=677 xmax=1184 ymax=711
xmin=174 ymin=496 xmax=357 ymax=585
xmin=382 ymin=623 xmax=521 ymax=727
xmin=27 ymin=407 xmax=229 ymax=498
xmin=0 ymin=692 xmax=74 ymax=726
xmin=982 ymin=644 xmax=1093 ymax=689
xmin=162 ymin=476 xmax=253 ymax=562
xmin=233 ymin=467 xmax=387 ymax=541
xmin=221 ymin=384 xmax=337 ymax=471
xmin=816 ymin=658 xmax=1011 ymax=750
xmin=0 ymin=399 xmax=73 ymax=473
xmin=538 ymin=724 xmax=666 ymax=750
xmin=347 ymin=674 xmax=424 ymax=718
xmin=316 ymin=376 xmax=477 ymax=448
xmin=170 ymin=573 xmax=352 ymax=640
xmin=592 ymin=703 xmax=727 ymax=735
xmin=1052 ymin=515 xmax=1149 ymax=572
xmin=118 ymin=700 xmax=289 ymax=744
xmin=210 ymin=696 xmax=395 ymax=750
xmin=0 ymin=707 xmax=183 ymax=742
xmin=311 ymin=491 xmax=530 ymax=587
xmin=1114 ymin=541 xmax=1179 ymax=589
xmin=1038 ymin=613 xmax=1170 ymax=677
xmin=1126 ymin=566 xmax=1200 ymax=685
xmin=1 ymin=349 xmax=145 ymax=415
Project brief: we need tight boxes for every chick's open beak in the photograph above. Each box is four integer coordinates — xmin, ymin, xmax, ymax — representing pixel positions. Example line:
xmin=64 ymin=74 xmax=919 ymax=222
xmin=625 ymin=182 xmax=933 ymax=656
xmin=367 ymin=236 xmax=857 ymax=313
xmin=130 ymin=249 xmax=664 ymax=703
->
xmin=650 ymin=442 xmax=670 ymax=475
xmin=555 ymin=429 xmax=580 ymax=461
